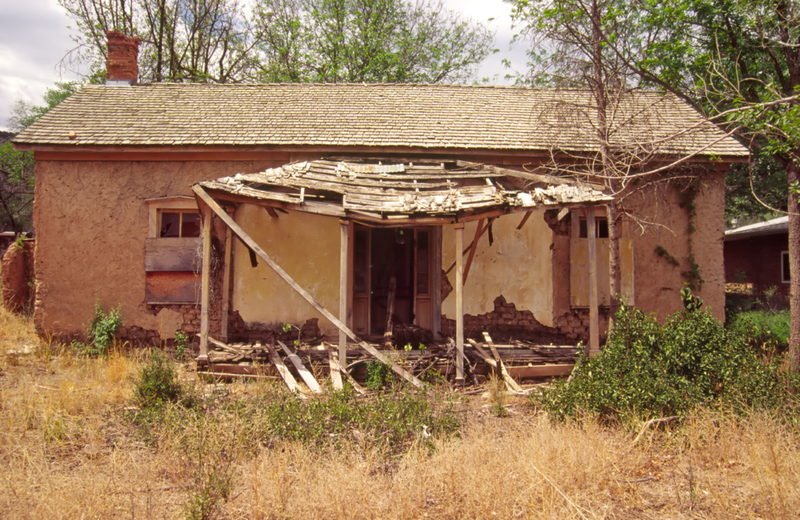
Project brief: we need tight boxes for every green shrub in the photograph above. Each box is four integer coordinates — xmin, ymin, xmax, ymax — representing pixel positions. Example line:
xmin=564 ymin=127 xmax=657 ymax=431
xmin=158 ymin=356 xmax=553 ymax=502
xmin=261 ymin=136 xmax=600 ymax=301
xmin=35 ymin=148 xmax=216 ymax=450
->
xmin=71 ymin=301 xmax=123 ymax=356
xmin=365 ymin=360 xmax=394 ymax=390
xmin=536 ymin=302 xmax=796 ymax=422
xmin=134 ymin=351 xmax=183 ymax=408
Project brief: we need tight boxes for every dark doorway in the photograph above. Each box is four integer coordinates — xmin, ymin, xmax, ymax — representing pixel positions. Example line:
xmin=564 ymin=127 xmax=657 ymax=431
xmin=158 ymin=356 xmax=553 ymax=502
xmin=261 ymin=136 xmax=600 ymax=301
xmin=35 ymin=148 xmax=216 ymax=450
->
xmin=353 ymin=226 xmax=433 ymax=336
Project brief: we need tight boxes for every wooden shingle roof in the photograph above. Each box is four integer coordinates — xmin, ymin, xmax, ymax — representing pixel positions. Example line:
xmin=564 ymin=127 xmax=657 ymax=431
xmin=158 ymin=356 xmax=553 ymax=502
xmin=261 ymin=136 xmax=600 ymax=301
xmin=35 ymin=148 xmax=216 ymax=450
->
xmin=14 ymin=83 xmax=748 ymax=157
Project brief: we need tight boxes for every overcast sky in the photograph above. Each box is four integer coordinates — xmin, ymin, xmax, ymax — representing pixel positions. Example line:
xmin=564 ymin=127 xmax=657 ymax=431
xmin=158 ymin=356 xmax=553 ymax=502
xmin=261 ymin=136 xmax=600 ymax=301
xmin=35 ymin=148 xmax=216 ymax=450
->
xmin=0 ymin=0 xmax=531 ymax=131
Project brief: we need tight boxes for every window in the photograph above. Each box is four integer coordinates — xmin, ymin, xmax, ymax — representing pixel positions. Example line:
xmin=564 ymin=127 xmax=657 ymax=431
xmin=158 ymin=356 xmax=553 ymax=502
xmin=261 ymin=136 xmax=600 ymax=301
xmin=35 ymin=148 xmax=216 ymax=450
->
xmin=783 ymin=251 xmax=791 ymax=283
xmin=145 ymin=197 xmax=202 ymax=304
xmin=579 ymin=217 xmax=609 ymax=238
xmin=570 ymin=209 xmax=634 ymax=307
xmin=159 ymin=210 xmax=201 ymax=238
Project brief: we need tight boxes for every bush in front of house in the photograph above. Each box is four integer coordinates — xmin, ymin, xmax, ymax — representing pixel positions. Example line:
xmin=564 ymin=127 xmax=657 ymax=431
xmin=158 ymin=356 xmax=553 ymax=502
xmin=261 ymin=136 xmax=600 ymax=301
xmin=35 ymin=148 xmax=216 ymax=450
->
xmin=535 ymin=300 xmax=799 ymax=422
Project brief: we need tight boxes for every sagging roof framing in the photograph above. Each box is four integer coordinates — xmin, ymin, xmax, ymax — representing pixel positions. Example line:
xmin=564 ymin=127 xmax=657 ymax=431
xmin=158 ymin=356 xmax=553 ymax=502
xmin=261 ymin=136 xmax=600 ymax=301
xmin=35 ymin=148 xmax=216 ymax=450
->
xmin=194 ymin=158 xmax=612 ymax=390
xmin=198 ymin=158 xmax=612 ymax=225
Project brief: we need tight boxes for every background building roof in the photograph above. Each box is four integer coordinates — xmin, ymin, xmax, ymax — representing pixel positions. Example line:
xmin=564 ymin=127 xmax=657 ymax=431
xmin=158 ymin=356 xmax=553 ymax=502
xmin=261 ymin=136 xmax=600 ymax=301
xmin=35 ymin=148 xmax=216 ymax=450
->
xmin=725 ymin=215 xmax=789 ymax=240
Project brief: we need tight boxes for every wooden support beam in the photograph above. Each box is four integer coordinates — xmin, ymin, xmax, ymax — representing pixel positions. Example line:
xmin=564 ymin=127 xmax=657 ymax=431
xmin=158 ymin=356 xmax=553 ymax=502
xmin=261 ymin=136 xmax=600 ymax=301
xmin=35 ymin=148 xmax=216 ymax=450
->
xmin=266 ymin=341 xmax=302 ymax=393
xmin=220 ymin=226 xmax=232 ymax=342
xmin=198 ymin=210 xmax=212 ymax=363
xmin=454 ymin=223 xmax=465 ymax=383
xmin=431 ymin=226 xmax=443 ymax=340
xmin=193 ymin=185 xmax=426 ymax=389
xmin=445 ymin=218 xmax=494 ymax=275
xmin=334 ymin=219 xmax=349 ymax=390
xmin=586 ymin=208 xmax=600 ymax=355
xmin=463 ymin=219 xmax=484 ymax=285
xmin=278 ymin=340 xmax=322 ymax=393
xmin=516 ymin=211 xmax=533 ymax=230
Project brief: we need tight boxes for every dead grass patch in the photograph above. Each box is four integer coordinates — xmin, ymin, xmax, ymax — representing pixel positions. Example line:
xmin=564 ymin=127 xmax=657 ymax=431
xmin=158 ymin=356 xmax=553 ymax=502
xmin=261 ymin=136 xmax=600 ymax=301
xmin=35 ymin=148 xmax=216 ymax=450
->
xmin=0 ymin=307 xmax=798 ymax=519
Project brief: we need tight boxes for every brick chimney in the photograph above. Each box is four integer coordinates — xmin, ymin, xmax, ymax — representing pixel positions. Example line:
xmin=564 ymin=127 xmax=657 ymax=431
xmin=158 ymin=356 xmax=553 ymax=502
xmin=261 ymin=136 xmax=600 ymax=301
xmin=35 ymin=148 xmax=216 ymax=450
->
xmin=106 ymin=31 xmax=140 ymax=85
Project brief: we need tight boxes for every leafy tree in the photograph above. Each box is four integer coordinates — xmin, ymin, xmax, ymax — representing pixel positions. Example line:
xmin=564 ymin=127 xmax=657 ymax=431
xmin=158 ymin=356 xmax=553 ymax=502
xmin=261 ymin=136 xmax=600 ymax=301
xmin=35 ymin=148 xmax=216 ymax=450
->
xmin=509 ymin=0 xmax=800 ymax=372
xmin=253 ymin=0 xmax=494 ymax=83
xmin=610 ymin=0 xmax=800 ymax=372
xmin=0 ymin=82 xmax=80 ymax=234
xmin=60 ymin=0 xmax=265 ymax=82
xmin=58 ymin=0 xmax=493 ymax=84
xmin=508 ymin=0 xmax=715 ymax=334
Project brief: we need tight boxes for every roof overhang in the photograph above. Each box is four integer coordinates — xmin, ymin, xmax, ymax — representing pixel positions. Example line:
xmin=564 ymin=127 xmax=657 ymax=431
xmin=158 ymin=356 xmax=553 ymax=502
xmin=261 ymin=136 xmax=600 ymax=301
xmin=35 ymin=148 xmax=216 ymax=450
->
xmin=195 ymin=158 xmax=613 ymax=226
xmin=725 ymin=216 xmax=789 ymax=241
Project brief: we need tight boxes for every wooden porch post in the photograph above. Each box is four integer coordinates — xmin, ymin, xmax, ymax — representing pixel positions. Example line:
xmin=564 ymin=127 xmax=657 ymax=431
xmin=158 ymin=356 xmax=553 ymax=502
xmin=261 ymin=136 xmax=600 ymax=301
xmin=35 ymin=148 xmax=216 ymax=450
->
xmin=199 ymin=209 xmax=212 ymax=362
xmin=219 ymin=225 xmax=232 ymax=342
xmin=454 ymin=222 xmax=465 ymax=382
xmin=339 ymin=219 xmax=349 ymax=367
xmin=586 ymin=207 xmax=600 ymax=355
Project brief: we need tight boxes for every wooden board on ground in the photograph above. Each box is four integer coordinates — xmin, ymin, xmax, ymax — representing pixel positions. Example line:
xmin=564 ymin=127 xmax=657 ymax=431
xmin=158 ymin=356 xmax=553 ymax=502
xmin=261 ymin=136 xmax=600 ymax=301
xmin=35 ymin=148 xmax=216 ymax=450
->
xmin=278 ymin=340 xmax=322 ymax=393
xmin=265 ymin=342 xmax=302 ymax=393
xmin=328 ymin=353 xmax=367 ymax=395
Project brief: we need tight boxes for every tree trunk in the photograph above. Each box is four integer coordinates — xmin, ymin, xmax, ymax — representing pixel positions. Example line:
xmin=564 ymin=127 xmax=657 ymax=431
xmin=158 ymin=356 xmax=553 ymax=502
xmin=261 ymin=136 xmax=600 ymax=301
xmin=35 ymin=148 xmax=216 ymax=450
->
xmin=607 ymin=201 xmax=622 ymax=329
xmin=787 ymin=161 xmax=800 ymax=373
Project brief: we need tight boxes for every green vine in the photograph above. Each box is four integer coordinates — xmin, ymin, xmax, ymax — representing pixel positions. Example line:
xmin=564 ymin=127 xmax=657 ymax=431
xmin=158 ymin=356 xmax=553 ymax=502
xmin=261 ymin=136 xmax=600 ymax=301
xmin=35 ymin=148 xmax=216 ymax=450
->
xmin=654 ymin=179 xmax=704 ymax=292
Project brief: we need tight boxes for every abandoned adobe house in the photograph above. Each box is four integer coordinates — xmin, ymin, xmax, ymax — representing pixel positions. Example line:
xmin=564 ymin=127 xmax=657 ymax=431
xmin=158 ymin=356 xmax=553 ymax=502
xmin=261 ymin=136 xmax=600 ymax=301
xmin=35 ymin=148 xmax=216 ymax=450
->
xmin=12 ymin=33 xmax=748 ymax=369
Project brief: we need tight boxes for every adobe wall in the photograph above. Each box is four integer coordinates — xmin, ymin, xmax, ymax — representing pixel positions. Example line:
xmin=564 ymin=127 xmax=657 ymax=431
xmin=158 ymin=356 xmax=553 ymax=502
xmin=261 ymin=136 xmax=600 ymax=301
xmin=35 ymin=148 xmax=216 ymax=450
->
xmin=32 ymin=158 xmax=288 ymax=343
xmin=441 ymin=209 xmax=555 ymax=327
xmin=623 ymin=170 xmax=726 ymax=321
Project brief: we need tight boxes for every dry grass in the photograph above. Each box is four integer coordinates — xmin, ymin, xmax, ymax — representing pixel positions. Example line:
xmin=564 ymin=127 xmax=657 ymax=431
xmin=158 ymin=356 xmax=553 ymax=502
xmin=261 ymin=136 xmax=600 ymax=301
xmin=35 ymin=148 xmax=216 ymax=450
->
xmin=0 ymin=307 xmax=798 ymax=519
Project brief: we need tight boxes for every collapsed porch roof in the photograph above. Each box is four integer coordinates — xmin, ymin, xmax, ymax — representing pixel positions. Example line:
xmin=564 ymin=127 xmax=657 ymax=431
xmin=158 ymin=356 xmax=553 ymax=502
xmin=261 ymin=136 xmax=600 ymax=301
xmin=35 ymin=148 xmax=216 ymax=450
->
xmin=198 ymin=158 xmax=613 ymax=225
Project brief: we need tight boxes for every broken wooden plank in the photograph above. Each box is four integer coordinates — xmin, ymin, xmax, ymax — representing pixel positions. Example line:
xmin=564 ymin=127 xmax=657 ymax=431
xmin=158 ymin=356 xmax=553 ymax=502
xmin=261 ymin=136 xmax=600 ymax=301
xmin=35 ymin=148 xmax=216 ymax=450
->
xmin=265 ymin=342 xmax=302 ymax=394
xmin=327 ymin=351 xmax=367 ymax=395
xmin=516 ymin=211 xmax=533 ymax=230
xmin=480 ymin=333 xmax=525 ymax=394
xmin=506 ymin=364 xmax=575 ymax=379
xmin=193 ymin=185 xmax=426 ymax=389
xmin=278 ymin=340 xmax=322 ymax=393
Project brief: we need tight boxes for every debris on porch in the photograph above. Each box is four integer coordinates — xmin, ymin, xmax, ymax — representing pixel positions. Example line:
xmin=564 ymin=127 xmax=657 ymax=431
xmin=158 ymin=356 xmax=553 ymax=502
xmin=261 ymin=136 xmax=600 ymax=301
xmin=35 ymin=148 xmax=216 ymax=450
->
xmin=196 ymin=333 xmax=579 ymax=394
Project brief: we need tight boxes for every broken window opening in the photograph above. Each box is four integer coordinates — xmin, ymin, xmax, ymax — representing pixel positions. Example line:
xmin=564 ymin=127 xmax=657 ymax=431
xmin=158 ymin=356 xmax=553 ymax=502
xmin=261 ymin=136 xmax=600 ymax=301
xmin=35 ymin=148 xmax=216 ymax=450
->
xmin=578 ymin=217 xmax=609 ymax=238
xmin=159 ymin=210 xmax=201 ymax=238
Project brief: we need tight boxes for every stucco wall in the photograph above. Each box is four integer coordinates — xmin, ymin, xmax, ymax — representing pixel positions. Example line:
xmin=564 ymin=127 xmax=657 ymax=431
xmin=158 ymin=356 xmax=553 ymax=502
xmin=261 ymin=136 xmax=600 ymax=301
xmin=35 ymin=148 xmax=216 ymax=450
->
xmin=32 ymin=159 xmax=284 ymax=340
xmin=33 ymin=157 xmax=727 ymax=342
xmin=231 ymin=205 xmax=341 ymax=335
xmin=441 ymin=209 xmax=554 ymax=327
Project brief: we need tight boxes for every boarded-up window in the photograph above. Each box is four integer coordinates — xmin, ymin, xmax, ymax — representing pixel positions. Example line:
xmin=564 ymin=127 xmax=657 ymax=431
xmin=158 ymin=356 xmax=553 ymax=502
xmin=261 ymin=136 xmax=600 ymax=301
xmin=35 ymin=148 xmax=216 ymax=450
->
xmin=570 ymin=209 xmax=634 ymax=307
xmin=145 ymin=197 xmax=201 ymax=304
